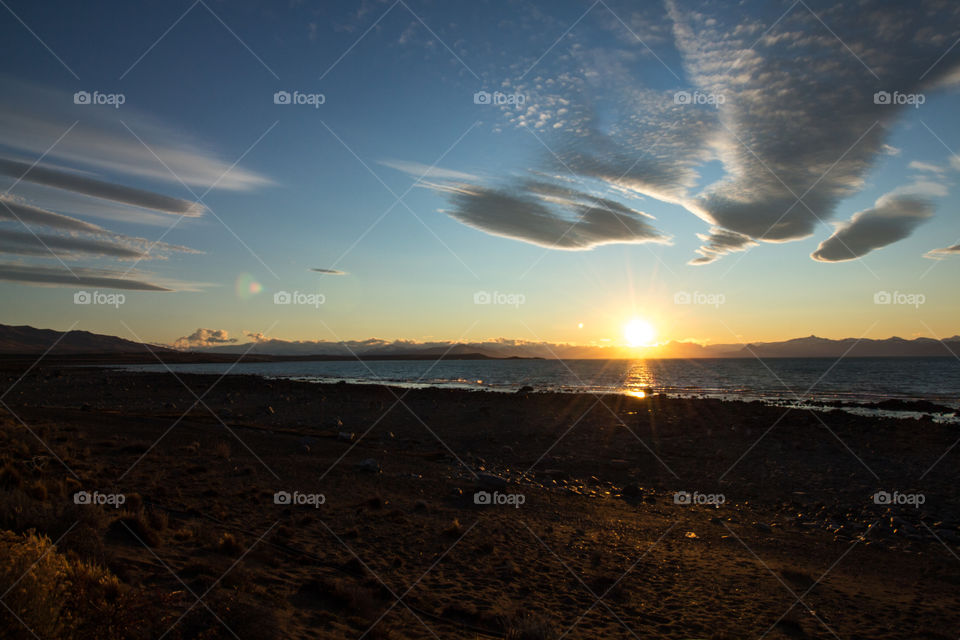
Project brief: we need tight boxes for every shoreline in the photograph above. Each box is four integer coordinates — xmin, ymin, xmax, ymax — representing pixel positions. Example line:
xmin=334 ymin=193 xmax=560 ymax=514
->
xmin=94 ymin=362 xmax=960 ymax=421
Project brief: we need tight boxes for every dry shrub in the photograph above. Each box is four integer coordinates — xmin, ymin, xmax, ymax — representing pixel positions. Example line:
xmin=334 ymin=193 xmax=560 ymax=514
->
xmin=216 ymin=532 xmax=243 ymax=556
xmin=212 ymin=441 xmax=231 ymax=459
xmin=0 ymin=529 xmax=173 ymax=639
xmin=504 ymin=611 xmax=557 ymax=640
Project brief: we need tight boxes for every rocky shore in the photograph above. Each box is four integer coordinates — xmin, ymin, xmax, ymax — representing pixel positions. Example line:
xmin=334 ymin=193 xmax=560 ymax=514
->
xmin=1 ymin=364 xmax=958 ymax=639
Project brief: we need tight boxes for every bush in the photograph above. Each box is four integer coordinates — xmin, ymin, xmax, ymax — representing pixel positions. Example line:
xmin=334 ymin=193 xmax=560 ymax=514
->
xmin=0 ymin=529 xmax=173 ymax=639
xmin=504 ymin=611 xmax=557 ymax=640
xmin=216 ymin=532 xmax=243 ymax=556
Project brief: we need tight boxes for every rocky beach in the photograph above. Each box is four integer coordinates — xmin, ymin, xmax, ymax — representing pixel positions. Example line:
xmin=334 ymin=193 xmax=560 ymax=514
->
xmin=1 ymin=363 xmax=958 ymax=639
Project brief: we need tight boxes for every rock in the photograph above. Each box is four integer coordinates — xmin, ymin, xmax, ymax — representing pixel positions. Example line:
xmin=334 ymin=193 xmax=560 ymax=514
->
xmin=517 ymin=385 xmax=534 ymax=393
xmin=754 ymin=522 xmax=772 ymax=533
xmin=477 ymin=472 xmax=507 ymax=489
xmin=622 ymin=483 xmax=642 ymax=498
xmin=338 ymin=432 xmax=356 ymax=443
xmin=266 ymin=406 xmax=275 ymax=415
xmin=358 ymin=458 xmax=380 ymax=473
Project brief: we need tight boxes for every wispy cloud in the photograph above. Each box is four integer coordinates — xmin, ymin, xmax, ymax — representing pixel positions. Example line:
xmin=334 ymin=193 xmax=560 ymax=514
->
xmin=380 ymin=159 xmax=481 ymax=182
xmin=689 ymin=227 xmax=758 ymax=265
xmin=924 ymin=243 xmax=960 ymax=260
xmin=0 ymin=77 xmax=273 ymax=192
xmin=0 ymin=158 xmax=205 ymax=216
xmin=0 ymin=229 xmax=144 ymax=259
xmin=0 ymin=195 xmax=105 ymax=233
xmin=0 ymin=264 xmax=173 ymax=291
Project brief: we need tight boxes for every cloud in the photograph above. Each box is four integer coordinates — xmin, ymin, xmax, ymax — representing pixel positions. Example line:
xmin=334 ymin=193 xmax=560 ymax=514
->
xmin=0 ymin=78 xmax=275 ymax=292
xmin=0 ymin=264 xmax=173 ymax=290
xmin=380 ymin=159 xmax=482 ymax=182
xmin=811 ymin=194 xmax=935 ymax=262
xmin=0 ymin=77 xmax=272 ymax=192
xmin=908 ymin=161 xmax=945 ymax=174
xmin=310 ymin=268 xmax=348 ymax=275
xmin=442 ymin=180 xmax=669 ymax=249
xmin=173 ymin=328 xmax=238 ymax=349
xmin=450 ymin=1 xmax=960 ymax=263
xmin=0 ymin=229 xmax=146 ymax=259
xmin=0 ymin=196 xmax=106 ymax=233
xmin=0 ymin=158 xmax=205 ymax=216
xmin=0 ymin=226 xmax=198 ymax=261
xmin=924 ymin=243 xmax=960 ymax=260
xmin=689 ymin=227 xmax=758 ymax=265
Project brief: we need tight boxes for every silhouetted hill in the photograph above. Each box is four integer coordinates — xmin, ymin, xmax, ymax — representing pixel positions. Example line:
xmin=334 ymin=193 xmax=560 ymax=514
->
xmin=0 ymin=324 xmax=172 ymax=355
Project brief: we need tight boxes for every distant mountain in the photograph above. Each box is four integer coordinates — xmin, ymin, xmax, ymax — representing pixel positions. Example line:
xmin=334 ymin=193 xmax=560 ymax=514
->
xmin=726 ymin=335 xmax=960 ymax=358
xmin=0 ymin=324 xmax=172 ymax=355
xmin=1 ymin=324 xmax=958 ymax=359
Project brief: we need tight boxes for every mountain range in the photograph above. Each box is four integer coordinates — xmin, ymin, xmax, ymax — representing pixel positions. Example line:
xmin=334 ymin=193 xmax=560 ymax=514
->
xmin=0 ymin=323 xmax=958 ymax=359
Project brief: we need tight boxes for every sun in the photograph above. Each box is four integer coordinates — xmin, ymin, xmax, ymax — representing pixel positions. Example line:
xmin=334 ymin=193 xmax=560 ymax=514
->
xmin=624 ymin=317 xmax=657 ymax=347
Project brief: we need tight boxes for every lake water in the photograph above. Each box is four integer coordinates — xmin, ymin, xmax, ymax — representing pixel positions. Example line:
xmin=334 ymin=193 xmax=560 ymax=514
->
xmin=113 ymin=357 xmax=960 ymax=411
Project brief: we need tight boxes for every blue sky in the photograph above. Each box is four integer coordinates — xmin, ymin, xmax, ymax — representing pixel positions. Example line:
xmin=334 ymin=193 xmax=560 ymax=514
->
xmin=1 ymin=0 xmax=959 ymax=350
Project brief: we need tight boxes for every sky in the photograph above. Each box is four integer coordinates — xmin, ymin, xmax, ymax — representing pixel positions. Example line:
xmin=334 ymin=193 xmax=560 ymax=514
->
xmin=1 ymin=0 xmax=959 ymax=352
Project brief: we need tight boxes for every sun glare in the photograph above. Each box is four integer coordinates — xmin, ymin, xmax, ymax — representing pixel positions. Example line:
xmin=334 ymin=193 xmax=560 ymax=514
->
xmin=624 ymin=318 xmax=656 ymax=347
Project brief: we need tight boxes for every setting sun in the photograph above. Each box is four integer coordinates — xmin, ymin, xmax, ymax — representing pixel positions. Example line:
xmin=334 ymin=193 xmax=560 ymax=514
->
xmin=624 ymin=318 xmax=657 ymax=347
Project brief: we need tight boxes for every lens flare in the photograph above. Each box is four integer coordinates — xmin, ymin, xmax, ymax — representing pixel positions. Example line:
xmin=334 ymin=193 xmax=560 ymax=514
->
xmin=235 ymin=273 xmax=263 ymax=300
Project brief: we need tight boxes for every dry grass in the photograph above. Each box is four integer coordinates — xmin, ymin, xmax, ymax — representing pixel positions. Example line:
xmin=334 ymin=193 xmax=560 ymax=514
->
xmin=504 ymin=611 xmax=557 ymax=640
xmin=0 ymin=529 xmax=172 ymax=639
xmin=216 ymin=532 xmax=243 ymax=556
xmin=212 ymin=441 xmax=232 ymax=459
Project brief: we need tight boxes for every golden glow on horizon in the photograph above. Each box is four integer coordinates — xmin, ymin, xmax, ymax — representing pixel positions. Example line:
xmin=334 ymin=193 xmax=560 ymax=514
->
xmin=624 ymin=317 xmax=657 ymax=347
